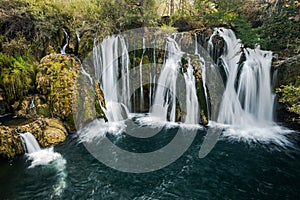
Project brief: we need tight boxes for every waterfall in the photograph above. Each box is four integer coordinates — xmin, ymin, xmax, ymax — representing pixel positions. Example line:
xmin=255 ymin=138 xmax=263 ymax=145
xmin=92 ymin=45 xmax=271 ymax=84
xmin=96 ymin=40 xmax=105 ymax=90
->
xmin=93 ymin=36 xmax=130 ymax=122
xmin=215 ymin=28 xmax=275 ymax=126
xmin=61 ymin=29 xmax=69 ymax=54
xmin=91 ymin=28 xmax=276 ymax=127
xmin=92 ymin=33 xmax=201 ymax=124
xmin=76 ymin=30 xmax=81 ymax=43
xmin=19 ymin=132 xmax=67 ymax=196
xmin=20 ymin=132 xmax=41 ymax=153
xmin=150 ymin=37 xmax=182 ymax=122
xmin=139 ymin=37 xmax=146 ymax=111
xmin=29 ymin=98 xmax=35 ymax=109
xmin=184 ymin=58 xmax=199 ymax=124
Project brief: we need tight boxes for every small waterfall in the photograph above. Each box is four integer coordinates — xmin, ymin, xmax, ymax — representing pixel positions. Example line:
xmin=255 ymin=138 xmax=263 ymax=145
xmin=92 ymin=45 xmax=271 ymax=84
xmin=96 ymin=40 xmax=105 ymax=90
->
xmin=20 ymin=132 xmax=41 ymax=153
xmin=150 ymin=37 xmax=157 ymax=108
xmin=184 ymin=58 xmax=199 ymax=124
xmin=61 ymin=29 xmax=69 ymax=54
xmin=216 ymin=28 xmax=275 ymax=126
xmin=19 ymin=132 xmax=67 ymax=196
xmin=150 ymin=37 xmax=182 ymax=122
xmin=76 ymin=30 xmax=81 ymax=43
xmin=139 ymin=37 xmax=146 ymax=111
xmin=29 ymin=98 xmax=35 ymax=109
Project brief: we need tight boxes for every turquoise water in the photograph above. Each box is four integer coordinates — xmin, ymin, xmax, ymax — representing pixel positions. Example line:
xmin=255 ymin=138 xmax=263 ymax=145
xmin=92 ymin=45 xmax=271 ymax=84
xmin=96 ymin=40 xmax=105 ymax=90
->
xmin=0 ymin=122 xmax=299 ymax=199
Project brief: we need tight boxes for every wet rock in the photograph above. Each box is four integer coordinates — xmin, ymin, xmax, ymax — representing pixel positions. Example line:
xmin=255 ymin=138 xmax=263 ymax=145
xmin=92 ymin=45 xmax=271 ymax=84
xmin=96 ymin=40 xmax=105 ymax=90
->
xmin=16 ymin=118 xmax=67 ymax=147
xmin=0 ymin=117 xmax=67 ymax=159
xmin=191 ymin=55 xmax=208 ymax=125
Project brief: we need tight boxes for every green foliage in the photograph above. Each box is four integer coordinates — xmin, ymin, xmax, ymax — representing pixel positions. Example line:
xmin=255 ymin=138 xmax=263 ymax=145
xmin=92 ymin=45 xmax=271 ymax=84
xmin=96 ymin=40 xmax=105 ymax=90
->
xmin=0 ymin=53 xmax=35 ymax=105
xmin=258 ymin=0 xmax=300 ymax=55
xmin=36 ymin=54 xmax=80 ymax=119
xmin=99 ymin=0 xmax=158 ymax=30
xmin=230 ymin=15 xmax=267 ymax=48
xmin=276 ymin=84 xmax=300 ymax=115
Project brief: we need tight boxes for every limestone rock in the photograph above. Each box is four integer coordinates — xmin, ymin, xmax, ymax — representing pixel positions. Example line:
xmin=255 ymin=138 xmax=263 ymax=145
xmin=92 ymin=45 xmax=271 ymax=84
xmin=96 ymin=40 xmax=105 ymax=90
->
xmin=0 ymin=117 xmax=67 ymax=159
xmin=35 ymin=53 xmax=81 ymax=131
xmin=0 ymin=126 xmax=23 ymax=159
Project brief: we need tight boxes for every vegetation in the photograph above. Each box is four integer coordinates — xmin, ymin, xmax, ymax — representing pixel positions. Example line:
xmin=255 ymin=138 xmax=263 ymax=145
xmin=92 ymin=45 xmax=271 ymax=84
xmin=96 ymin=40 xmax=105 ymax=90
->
xmin=0 ymin=0 xmax=299 ymax=159
xmin=0 ymin=0 xmax=299 ymax=123
xmin=277 ymin=85 xmax=300 ymax=115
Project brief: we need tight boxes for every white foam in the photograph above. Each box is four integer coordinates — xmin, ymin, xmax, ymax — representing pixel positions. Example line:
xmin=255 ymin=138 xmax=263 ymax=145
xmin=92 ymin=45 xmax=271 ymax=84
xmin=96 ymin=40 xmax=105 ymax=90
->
xmin=78 ymin=119 xmax=126 ymax=143
xmin=25 ymin=147 xmax=67 ymax=197
xmin=223 ymin=125 xmax=293 ymax=146
xmin=209 ymin=121 xmax=294 ymax=146
xmin=135 ymin=115 xmax=179 ymax=128
xmin=27 ymin=147 xmax=62 ymax=168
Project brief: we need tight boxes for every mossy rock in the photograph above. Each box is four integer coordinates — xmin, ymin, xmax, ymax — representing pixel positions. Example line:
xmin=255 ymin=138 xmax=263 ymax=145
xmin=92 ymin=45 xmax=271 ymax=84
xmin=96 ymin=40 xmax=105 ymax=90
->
xmin=78 ymin=31 xmax=95 ymax=60
xmin=0 ymin=126 xmax=24 ymax=159
xmin=0 ymin=117 xmax=68 ymax=159
xmin=36 ymin=53 xmax=81 ymax=131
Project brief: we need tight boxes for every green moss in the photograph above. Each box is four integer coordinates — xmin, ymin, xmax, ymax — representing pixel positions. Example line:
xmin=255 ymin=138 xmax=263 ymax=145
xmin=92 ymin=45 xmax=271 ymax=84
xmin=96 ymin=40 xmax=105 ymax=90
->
xmin=0 ymin=53 xmax=36 ymax=110
xmin=36 ymin=54 xmax=80 ymax=122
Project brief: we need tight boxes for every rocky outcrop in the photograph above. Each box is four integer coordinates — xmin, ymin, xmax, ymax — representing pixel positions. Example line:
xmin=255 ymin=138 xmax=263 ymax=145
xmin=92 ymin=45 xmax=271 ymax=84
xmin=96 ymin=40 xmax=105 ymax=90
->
xmin=275 ymin=55 xmax=300 ymax=87
xmin=35 ymin=53 xmax=81 ymax=131
xmin=17 ymin=118 xmax=67 ymax=147
xmin=274 ymin=55 xmax=300 ymax=129
xmin=0 ymin=118 xmax=67 ymax=159
xmin=0 ymin=53 xmax=109 ymax=159
xmin=0 ymin=126 xmax=24 ymax=159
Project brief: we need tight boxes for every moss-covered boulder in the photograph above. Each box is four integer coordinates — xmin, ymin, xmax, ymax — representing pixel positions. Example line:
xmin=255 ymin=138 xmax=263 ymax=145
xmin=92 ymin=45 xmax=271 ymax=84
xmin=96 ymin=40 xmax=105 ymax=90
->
xmin=35 ymin=53 xmax=81 ymax=131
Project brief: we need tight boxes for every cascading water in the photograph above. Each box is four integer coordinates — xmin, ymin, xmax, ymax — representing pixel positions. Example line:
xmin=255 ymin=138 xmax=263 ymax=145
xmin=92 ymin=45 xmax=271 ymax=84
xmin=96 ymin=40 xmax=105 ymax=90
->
xmin=139 ymin=37 xmax=146 ymax=111
xmin=19 ymin=132 xmax=67 ymax=196
xmin=215 ymin=28 xmax=275 ymax=126
xmin=88 ymin=27 xmax=291 ymax=145
xmin=20 ymin=132 xmax=41 ymax=153
xmin=92 ymin=33 xmax=201 ymax=124
xmin=93 ymin=36 xmax=130 ymax=122
xmin=150 ymin=37 xmax=182 ymax=122
xmin=209 ymin=28 xmax=292 ymax=144
xmin=184 ymin=58 xmax=199 ymax=124
xmin=61 ymin=29 xmax=69 ymax=54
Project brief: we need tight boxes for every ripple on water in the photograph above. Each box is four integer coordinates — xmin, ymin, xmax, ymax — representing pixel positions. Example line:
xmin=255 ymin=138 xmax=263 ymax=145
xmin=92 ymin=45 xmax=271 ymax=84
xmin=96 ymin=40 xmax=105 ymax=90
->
xmin=24 ymin=147 xmax=67 ymax=198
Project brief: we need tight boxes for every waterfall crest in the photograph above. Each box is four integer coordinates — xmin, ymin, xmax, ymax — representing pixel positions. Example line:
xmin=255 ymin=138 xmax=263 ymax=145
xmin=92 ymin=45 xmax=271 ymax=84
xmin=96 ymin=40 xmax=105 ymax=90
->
xmin=20 ymin=132 xmax=41 ymax=153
